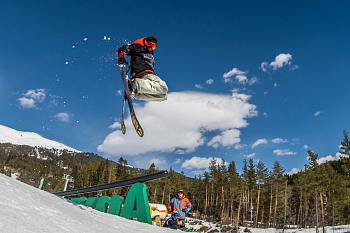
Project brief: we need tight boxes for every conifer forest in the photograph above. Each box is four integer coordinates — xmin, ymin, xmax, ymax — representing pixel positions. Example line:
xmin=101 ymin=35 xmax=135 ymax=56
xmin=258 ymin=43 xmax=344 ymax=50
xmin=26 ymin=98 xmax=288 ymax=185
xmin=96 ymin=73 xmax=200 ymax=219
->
xmin=1 ymin=130 xmax=350 ymax=229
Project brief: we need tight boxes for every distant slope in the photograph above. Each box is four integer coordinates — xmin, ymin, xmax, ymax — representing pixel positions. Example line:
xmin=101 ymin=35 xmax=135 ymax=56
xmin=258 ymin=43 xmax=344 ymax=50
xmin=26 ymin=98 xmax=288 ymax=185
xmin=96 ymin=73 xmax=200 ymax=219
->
xmin=0 ymin=174 xmax=173 ymax=233
xmin=0 ymin=124 xmax=81 ymax=152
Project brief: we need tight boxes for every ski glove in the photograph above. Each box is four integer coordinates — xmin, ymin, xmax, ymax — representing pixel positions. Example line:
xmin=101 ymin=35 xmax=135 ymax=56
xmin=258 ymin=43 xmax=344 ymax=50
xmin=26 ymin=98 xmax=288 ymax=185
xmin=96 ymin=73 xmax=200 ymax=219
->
xmin=118 ymin=51 xmax=128 ymax=65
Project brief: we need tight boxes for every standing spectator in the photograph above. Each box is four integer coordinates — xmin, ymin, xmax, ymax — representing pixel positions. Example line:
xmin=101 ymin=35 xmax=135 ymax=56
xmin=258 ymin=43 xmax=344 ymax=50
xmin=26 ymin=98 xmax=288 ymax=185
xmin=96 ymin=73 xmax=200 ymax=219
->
xmin=167 ymin=190 xmax=192 ymax=227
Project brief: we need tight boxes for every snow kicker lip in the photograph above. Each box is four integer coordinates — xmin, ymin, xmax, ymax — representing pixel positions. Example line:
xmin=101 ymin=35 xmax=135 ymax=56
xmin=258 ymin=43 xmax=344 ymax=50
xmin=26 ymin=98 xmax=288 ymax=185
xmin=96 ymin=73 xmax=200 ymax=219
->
xmin=53 ymin=170 xmax=168 ymax=197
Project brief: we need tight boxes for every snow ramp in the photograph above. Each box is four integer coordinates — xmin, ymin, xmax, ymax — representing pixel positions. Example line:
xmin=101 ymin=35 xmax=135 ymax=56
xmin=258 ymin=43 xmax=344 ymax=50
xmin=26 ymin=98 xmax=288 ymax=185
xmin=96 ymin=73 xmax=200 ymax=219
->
xmin=0 ymin=174 xmax=174 ymax=233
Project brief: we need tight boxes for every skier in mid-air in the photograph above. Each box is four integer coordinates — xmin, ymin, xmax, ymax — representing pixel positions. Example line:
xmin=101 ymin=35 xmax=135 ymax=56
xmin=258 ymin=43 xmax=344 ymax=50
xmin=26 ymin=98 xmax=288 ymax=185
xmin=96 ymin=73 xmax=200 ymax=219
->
xmin=118 ymin=36 xmax=168 ymax=101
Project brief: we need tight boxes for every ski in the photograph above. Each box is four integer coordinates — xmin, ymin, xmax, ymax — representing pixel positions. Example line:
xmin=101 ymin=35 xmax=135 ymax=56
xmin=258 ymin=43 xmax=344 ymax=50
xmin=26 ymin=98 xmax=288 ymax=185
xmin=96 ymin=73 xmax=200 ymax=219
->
xmin=120 ymin=92 xmax=126 ymax=134
xmin=119 ymin=65 xmax=144 ymax=137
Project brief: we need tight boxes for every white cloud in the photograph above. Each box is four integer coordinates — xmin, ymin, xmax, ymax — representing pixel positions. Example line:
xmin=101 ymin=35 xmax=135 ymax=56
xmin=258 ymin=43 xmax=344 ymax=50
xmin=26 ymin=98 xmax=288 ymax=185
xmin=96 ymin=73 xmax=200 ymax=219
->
xmin=18 ymin=89 xmax=46 ymax=109
xmin=109 ymin=122 xmax=121 ymax=129
xmin=223 ymin=68 xmax=248 ymax=83
xmin=195 ymin=84 xmax=203 ymax=89
xmin=287 ymin=168 xmax=301 ymax=175
xmin=317 ymin=152 xmax=347 ymax=164
xmin=49 ymin=95 xmax=59 ymax=107
xmin=234 ymin=143 xmax=246 ymax=149
xmin=54 ymin=113 xmax=70 ymax=122
xmin=290 ymin=138 xmax=299 ymax=145
xmin=251 ymin=138 xmax=268 ymax=149
xmin=24 ymin=89 xmax=46 ymax=102
xmin=223 ymin=68 xmax=256 ymax=85
xmin=18 ymin=97 xmax=35 ymax=109
xmin=244 ymin=153 xmax=256 ymax=158
xmin=223 ymin=68 xmax=247 ymax=78
xmin=174 ymin=158 xmax=181 ymax=164
xmin=235 ymin=75 xmax=248 ymax=84
xmin=260 ymin=62 xmax=268 ymax=72
xmin=303 ymin=145 xmax=309 ymax=149
xmin=273 ymin=149 xmax=297 ymax=156
xmin=248 ymin=76 xmax=258 ymax=86
xmin=181 ymin=157 xmax=228 ymax=170
xmin=97 ymin=91 xmax=257 ymax=156
xmin=231 ymin=88 xmax=247 ymax=94
xmin=174 ymin=149 xmax=186 ymax=154
xmin=261 ymin=53 xmax=294 ymax=72
xmin=263 ymin=112 xmax=268 ymax=116
xmin=207 ymin=129 xmax=241 ymax=148
xmin=274 ymin=83 xmax=278 ymax=88
xmin=290 ymin=65 xmax=300 ymax=71
xmin=206 ymin=79 xmax=214 ymax=84
xmin=270 ymin=54 xmax=292 ymax=70
xmin=148 ymin=158 xmax=165 ymax=167
xmin=314 ymin=111 xmax=322 ymax=116
xmin=272 ymin=138 xmax=288 ymax=144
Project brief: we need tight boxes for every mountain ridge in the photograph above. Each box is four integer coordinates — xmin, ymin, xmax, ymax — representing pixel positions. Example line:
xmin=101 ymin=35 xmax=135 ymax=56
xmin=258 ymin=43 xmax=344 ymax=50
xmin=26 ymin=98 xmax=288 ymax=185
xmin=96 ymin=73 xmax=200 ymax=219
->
xmin=0 ymin=124 xmax=81 ymax=152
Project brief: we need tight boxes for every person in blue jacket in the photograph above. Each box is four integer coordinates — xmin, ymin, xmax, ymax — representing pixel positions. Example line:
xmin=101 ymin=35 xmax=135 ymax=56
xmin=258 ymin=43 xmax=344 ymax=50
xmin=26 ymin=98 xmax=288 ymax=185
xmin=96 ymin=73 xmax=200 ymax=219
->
xmin=163 ymin=211 xmax=180 ymax=229
xmin=167 ymin=190 xmax=192 ymax=227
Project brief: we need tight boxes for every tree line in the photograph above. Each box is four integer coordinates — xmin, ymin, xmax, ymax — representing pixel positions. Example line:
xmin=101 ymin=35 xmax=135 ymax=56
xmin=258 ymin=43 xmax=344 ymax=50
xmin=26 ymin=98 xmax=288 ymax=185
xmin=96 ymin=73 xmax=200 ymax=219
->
xmin=182 ymin=130 xmax=350 ymax=229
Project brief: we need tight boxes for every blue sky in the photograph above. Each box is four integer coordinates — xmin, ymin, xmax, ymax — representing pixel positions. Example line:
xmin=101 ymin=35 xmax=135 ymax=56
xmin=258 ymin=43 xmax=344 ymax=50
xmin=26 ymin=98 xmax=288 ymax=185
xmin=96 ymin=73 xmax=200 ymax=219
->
xmin=1 ymin=1 xmax=349 ymax=176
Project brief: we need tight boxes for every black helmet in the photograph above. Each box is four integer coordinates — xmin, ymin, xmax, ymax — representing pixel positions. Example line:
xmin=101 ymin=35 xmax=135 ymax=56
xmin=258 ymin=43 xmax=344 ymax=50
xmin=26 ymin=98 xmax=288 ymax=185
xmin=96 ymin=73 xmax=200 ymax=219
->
xmin=146 ymin=36 xmax=157 ymax=44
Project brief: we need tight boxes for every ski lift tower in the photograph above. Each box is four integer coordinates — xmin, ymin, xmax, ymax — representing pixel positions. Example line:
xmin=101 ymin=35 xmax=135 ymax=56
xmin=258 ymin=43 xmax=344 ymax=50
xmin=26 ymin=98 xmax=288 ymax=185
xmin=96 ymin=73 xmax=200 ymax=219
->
xmin=62 ymin=174 xmax=74 ymax=191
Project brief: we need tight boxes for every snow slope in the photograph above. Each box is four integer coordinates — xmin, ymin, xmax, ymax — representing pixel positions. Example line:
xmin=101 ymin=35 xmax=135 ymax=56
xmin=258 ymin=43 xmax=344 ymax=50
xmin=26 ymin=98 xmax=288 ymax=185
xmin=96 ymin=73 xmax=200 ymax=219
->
xmin=0 ymin=173 xmax=174 ymax=233
xmin=0 ymin=124 xmax=81 ymax=152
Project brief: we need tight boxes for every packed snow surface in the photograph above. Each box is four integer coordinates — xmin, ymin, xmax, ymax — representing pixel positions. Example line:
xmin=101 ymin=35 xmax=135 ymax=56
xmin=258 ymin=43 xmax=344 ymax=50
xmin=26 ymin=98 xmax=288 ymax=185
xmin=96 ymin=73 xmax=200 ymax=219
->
xmin=0 ymin=174 xmax=174 ymax=232
xmin=0 ymin=124 xmax=81 ymax=152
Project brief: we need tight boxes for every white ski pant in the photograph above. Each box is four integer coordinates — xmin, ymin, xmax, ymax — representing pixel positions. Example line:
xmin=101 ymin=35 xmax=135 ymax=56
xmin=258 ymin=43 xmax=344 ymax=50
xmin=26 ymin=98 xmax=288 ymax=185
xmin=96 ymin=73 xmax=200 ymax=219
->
xmin=134 ymin=74 xmax=168 ymax=101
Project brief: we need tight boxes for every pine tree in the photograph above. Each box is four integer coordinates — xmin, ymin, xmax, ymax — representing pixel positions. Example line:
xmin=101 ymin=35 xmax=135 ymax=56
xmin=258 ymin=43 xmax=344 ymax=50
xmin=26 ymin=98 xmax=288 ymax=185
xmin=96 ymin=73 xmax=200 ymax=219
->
xmin=103 ymin=159 xmax=110 ymax=183
xmin=271 ymin=160 xmax=286 ymax=227
xmin=219 ymin=159 xmax=229 ymax=218
xmin=203 ymin=171 xmax=210 ymax=218
xmin=340 ymin=130 xmax=350 ymax=157
xmin=167 ymin=166 xmax=179 ymax=202
xmin=247 ymin=159 xmax=257 ymax=189
xmin=241 ymin=159 xmax=249 ymax=223
xmin=306 ymin=150 xmax=319 ymax=170
xmin=209 ymin=158 xmax=219 ymax=222
xmin=247 ymin=158 xmax=257 ymax=224
xmin=115 ymin=157 xmax=133 ymax=196
xmin=189 ymin=175 xmax=201 ymax=216
xmin=339 ymin=130 xmax=350 ymax=181
xmin=71 ymin=165 xmax=83 ymax=189
xmin=228 ymin=161 xmax=242 ymax=226
xmin=255 ymin=161 xmax=268 ymax=228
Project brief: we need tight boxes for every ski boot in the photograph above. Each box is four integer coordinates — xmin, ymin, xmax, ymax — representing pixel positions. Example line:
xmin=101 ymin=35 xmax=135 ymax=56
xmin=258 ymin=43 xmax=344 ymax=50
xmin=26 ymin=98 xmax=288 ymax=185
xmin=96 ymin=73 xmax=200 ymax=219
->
xmin=128 ymin=78 xmax=137 ymax=99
